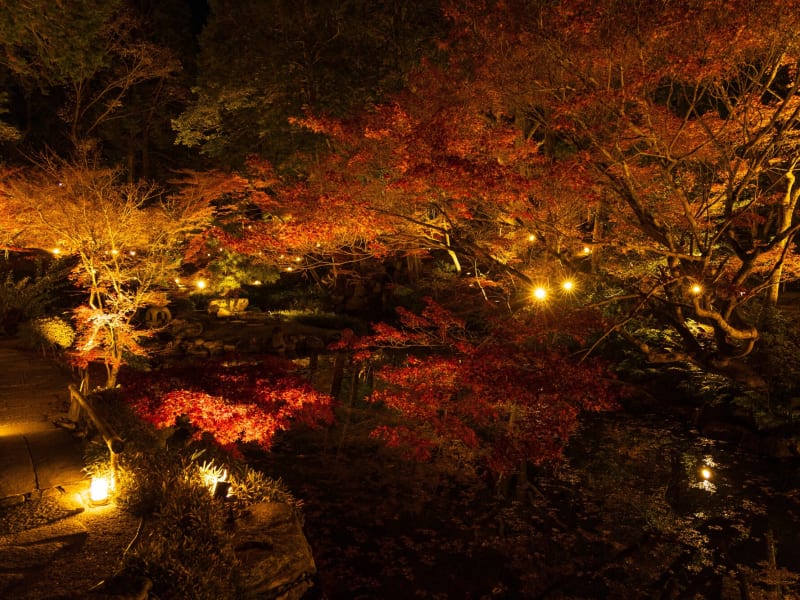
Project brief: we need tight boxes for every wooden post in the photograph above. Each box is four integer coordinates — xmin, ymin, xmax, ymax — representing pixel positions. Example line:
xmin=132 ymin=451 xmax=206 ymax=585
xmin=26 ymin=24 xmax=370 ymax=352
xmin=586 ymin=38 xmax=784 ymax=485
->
xmin=68 ymin=384 xmax=124 ymax=475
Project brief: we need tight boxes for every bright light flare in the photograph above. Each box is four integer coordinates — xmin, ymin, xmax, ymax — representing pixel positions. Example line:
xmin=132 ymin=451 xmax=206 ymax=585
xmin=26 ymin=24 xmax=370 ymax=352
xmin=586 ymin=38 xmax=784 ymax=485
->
xmin=700 ymin=467 xmax=712 ymax=480
xmin=198 ymin=461 xmax=229 ymax=496
xmin=89 ymin=474 xmax=112 ymax=505
xmin=195 ymin=279 xmax=207 ymax=290
xmin=562 ymin=279 xmax=575 ymax=292
xmin=691 ymin=284 xmax=702 ymax=295
xmin=527 ymin=233 xmax=536 ymax=242
xmin=532 ymin=286 xmax=547 ymax=301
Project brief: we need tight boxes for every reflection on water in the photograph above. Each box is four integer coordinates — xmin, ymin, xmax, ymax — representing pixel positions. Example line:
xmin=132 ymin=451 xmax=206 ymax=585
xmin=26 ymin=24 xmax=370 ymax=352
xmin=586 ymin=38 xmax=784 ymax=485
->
xmin=564 ymin=410 xmax=800 ymax=598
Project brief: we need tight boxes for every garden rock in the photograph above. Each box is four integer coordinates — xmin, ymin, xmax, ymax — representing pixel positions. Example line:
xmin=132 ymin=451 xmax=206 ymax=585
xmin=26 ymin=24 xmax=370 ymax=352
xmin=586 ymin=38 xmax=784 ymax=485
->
xmin=233 ymin=502 xmax=316 ymax=600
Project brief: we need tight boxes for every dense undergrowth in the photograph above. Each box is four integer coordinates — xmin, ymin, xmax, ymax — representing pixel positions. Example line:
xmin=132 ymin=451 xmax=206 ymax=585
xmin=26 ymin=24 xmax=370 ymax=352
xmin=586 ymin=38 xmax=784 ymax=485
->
xmin=83 ymin=389 xmax=300 ymax=599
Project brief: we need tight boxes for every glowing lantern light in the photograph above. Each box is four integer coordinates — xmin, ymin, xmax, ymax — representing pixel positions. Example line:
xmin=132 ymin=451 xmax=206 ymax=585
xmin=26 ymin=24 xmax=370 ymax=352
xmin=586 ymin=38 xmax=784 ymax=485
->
xmin=533 ymin=286 xmax=547 ymax=301
xmin=527 ymin=233 xmax=536 ymax=242
xmin=582 ymin=246 xmax=592 ymax=254
xmin=52 ymin=247 xmax=61 ymax=256
xmin=89 ymin=474 xmax=111 ymax=505
xmin=202 ymin=468 xmax=227 ymax=492
xmin=562 ymin=279 xmax=575 ymax=292
xmin=195 ymin=279 xmax=207 ymax=290
xmin=199 ymin=462 xmax=231 ymax=498
xmin=691 ymin=284 xmax=702 ymax=295
xmin=701 ymin=467 xmax=712 ymax=480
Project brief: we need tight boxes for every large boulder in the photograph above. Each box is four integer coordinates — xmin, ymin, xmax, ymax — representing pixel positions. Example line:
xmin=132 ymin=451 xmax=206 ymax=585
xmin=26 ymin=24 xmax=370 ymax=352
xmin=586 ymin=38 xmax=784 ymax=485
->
xmin=233 ymin=502 xmax=317 ymax=600
xmin=208 ymin=298 xmax=249 ymax=318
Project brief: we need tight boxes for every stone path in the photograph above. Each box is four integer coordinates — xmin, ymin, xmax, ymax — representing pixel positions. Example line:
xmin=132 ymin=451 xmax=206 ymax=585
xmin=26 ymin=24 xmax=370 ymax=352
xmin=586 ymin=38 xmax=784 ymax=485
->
xmin=0 ymin=341 xmax=123 ymax=599
xmin=0 ymin=340 xmax=86 ymax=503
xmin=0 ymin=339 xmax=318 ymax=599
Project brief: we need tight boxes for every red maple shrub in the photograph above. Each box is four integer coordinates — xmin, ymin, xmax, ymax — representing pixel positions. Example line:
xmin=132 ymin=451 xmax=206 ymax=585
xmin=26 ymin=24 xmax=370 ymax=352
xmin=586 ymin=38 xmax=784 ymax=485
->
xmin=120 ymin=357 xmax=334 ymax=455
xmin=337 ymin=298 xmax=618 ymax=474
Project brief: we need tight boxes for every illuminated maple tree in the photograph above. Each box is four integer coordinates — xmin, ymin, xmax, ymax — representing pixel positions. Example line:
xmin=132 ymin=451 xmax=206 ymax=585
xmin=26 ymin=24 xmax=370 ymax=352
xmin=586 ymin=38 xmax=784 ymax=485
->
xmin=298 ymin=0 xmax=800 ymax=388
xmin=158 ymin=1 xmax=800 ymax=394
xmin=1 ymin=158 xmax=214 ymax=388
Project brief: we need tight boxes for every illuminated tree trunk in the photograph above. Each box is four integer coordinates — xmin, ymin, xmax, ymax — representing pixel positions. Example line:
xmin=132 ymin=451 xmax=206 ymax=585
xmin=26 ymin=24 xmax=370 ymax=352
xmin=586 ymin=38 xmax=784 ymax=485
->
xmin=767 ymin=168 xmax=800 ymax=306
xmin=444 ymin=232 xmax=461 ymax=274
xmin=407 ymin=253 xmax=421 ymax=281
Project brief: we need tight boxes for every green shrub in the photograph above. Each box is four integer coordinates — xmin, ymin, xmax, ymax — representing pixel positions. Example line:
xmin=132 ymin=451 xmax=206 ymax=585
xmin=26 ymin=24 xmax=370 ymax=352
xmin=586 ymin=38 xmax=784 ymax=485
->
xmin=82 ymin=390 xmax=300 ymax=599
xmin=0 ymin=258 xmax=71 ymax=335
xmin=36 ymin=316 xmax=75 ymax=347
xmin=124 ymin=475 xmax=240 ymax=600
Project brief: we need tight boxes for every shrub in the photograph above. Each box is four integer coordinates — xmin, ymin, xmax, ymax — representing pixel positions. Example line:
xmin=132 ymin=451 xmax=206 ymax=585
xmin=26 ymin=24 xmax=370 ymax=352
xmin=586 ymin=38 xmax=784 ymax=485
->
xmin=82 ymin=390 xmax=300 ymax=599
xmin=0 ymin=258 xmax=71 ymax=335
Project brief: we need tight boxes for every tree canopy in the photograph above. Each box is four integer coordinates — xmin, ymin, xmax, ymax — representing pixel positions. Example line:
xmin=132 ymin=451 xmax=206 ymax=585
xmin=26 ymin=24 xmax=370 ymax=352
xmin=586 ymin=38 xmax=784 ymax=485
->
xmin=3 ymin=0 xmax=800 ymax=464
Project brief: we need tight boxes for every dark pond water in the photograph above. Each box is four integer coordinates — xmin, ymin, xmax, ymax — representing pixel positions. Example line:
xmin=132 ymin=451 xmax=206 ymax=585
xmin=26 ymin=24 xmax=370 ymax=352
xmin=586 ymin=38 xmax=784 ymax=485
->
xmin=253 ymin=406 xmax=800 ymax=599
xmin=561 ymin=410 xmax=800 ymax=598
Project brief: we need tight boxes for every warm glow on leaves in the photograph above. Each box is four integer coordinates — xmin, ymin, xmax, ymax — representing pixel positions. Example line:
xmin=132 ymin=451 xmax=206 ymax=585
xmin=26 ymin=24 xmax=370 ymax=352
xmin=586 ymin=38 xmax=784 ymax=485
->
xmin=428 ymin=0 xmax=800 ymax=382
xmin=338 ymin=299 xmax=617 ymax=472
xmin=122 ymin=358 xmax=334 ymax=455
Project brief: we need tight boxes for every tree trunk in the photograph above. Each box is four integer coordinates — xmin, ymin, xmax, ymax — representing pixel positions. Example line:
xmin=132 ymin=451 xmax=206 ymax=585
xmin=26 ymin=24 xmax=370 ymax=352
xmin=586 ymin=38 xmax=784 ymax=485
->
xmin=105 ymin=362 xmax=120 ymax=390
xmin=329 ymin=351 xmax=346 ymax=399
xmin=767 ymin=168 xmax=800 ymax=305
xmin=765 ymin=529 xmax=783 ymax=598
xmin=335 ymin=365 xmax=360 ymax=461
xmin=127 ymin=142 xmax=136 ymax=184
xmin=406 ymin=254 xmax=421 ymax=281
xmin=444 ymin=232 xmax=461 ymax=274
xmin=591 ymin=204 xmax=604 ymax=274
xmin=141 ymin=139 xmax=151 ymax=180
